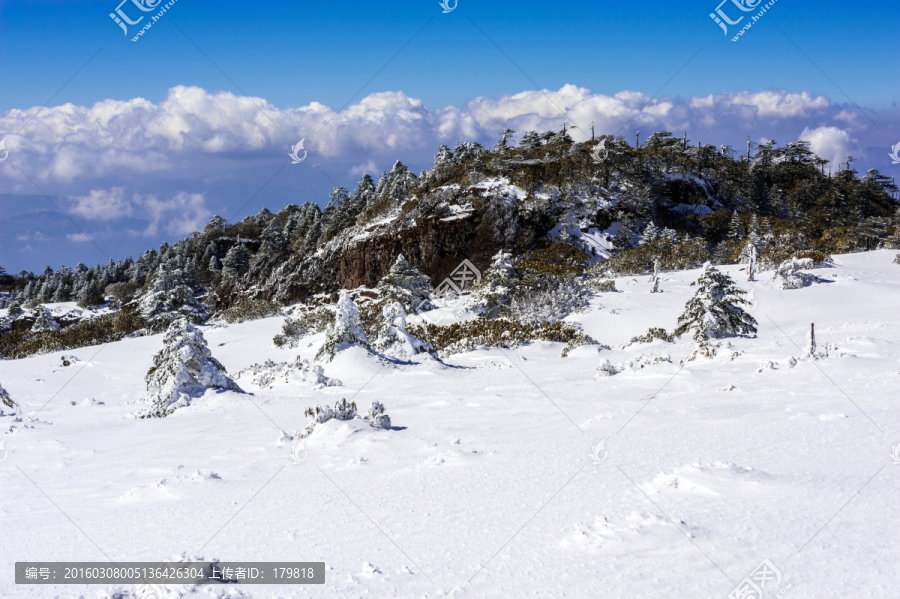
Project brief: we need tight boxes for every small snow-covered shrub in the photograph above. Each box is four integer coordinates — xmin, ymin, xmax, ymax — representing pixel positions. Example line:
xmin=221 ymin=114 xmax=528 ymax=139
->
xmin=509 ymin=276 xmax=589 ymax=324
xmin=408 ymin=319 xmax=602 ymax=358
xmin=298 ymin=399 xmax=391 ymax=438
xmin=364 ymin=401 xmax=391 ymax=429
xmin=893 ymin=253 xmax=900 ymax=265
xmin=595 ymin=359 xmax=618 ymax=376
xmin=591 ymin=238 xmax=710 ymax=276
xmin=518 ymin=243 xmax=590 ymax=276
xmin=0 ymin=308 xmax=145 ymax=360
xmin=273 ymin=306 xmax=333 ymax=348
xmin=141 ymin=319 xmax=242 ymax=418
xmin=773 ymin=257 xmax=821 ymax=289
xmin=585 ymin=278 xmax=617 ymax=292
xmin=316 ymin=291 xmax=370 ymax=362
xmin=218 ymin=299 xmax=282 ymax=324
xmin=234 ymin=356 xmax=341 ymax=389
xmin=0 ymin=383 xmax=16 ymax=409
xmin=629 ymin=327 xmax=674 ymax=345
xmin=60 ymin=355 xmax=80 ymax=367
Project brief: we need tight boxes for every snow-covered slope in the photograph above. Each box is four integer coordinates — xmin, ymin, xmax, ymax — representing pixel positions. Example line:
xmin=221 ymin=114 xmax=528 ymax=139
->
xmin=2 ymin=251 xmax=899 ymax=598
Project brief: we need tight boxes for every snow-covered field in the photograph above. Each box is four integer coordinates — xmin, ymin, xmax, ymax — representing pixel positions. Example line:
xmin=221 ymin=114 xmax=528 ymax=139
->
xmin=2 ymin=251 xmax=899 ymax=598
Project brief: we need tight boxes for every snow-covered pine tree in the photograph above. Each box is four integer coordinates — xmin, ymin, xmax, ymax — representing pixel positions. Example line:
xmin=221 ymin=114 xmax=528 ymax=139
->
xmin=611 ymin=213 xmax=638 ymax=255
xmin=202 ymin=215 xmax=227 ymax=237
xmin=76 ymin=281 xmax=103 ymax=307
xmin=30 ymin=307 xmax=60 ymax=332
xmin=639 ymin=221 xmax=660 ymax=245
xmin=375 ymin=254 xmax=433 ymax=314
xmin=221 ymin=244 xmax=251 ymax=279
xmin=727 ymin=210 xmax=745 ymax=242
xmin=518 ymin=131 xmax=542 ymax=151
xmin=7 ymin=297 xmax=24 ymax=319
xmin=258 ymin=218 xmax=287 ymax=257
xmin=52 ymin=281 xmax=71 ymax=303
xmin=674 ymin=263 xmax=757 ymax=344
xmin=142 ymin=319 xmax=242 ymax=417
xmin=316 ymin=290 xmax=370 ymax=362
xmin=0 ymin=382 xmax=16 ymax=409
xmin=138 ymin=264 xmax=209 ymax=332
xmin=373 ymin=301 xmax=435 ymax=358
xmin=469 ymin=250 xmax=516 ymax=317
xmin=712 ymin=241 xmax=732 ymax=265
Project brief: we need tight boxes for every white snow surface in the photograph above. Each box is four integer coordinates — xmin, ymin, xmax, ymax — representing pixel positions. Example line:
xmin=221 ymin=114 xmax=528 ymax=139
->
xmin=2 ymin=251 xmax=899 ymax=598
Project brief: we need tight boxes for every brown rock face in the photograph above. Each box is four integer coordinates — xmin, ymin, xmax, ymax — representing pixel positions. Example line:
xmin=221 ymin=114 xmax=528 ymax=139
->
xmin=211 ymin=211 xmax=516 ymax=311
xmin=335 ymin=214 xmax=504 ymax=290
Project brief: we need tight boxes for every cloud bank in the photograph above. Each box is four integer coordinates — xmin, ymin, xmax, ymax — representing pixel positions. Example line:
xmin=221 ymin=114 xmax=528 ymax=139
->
xmin=2 ymin=84 xmax=895 ymax=183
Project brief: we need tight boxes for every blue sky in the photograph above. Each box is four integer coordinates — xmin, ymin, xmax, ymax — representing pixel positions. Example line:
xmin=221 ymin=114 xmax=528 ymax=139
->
xmin=1 ymin=0 xmax=898 ymax=272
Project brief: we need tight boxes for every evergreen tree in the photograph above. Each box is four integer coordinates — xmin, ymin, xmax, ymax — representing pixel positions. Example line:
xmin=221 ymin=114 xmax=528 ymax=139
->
xmin=611 ymin=213 xmax=638 ymax=254
xmin=30 ymin=307 xmax=60 ymax=332
xmin=639 ymin=221 xmax=660 ymax=245
xmin=316 ymin=291 xmax=370 ymax=362
xmin=77 ymin=281 xmax=104 ymax=307
xmin=143 ymin=319 xmax=241 ymax=416
xmin=674 ymin=264 xmax=757 ymax=344
xmin=727 ymin=210 xmax=745 ymax=242
xmin=373 ymin=301 xmax=435 ymax=358
xmin=52 ymin=282 xmax=71 ymax=303
xmin=469 ymin=251 xmax=516 ymax=317
xmin=375 ymin=254 xmax=433 ymax=313
xmin=202 ymin=215 xmax=227 ymax=237
xmin=221 ymin=244 xmax=251 ymax=279
xmin=138 ymin=265 xmax=209 ymax=332
xmin=201 ymin=243 xmax=220 ymax=269
xmin=518 ymin=131 xmax=542 ymax=151
xmin=258 ymin=218 xmax=287 ymax=256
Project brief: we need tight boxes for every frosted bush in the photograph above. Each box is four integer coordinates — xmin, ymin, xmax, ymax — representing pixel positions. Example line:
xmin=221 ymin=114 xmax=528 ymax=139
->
xmin=595 ymin=359 xmax=618 ymax=376
xmin=585 ymin=278 xmax=616 ymax=292
xmin=234 ymin=356 xmax=341 ymax=389
xmin=774 ymin=257 xmax=820 ymax=289
xmin=298 ymin=399 xmax=392 ymax=438
xmin=364 ymin=401 xmax=392 ymax=429
xmin=273 ymin=307 xmax=333 ymax=348
xmin=510 ymin=276 xmax=589 ymax=324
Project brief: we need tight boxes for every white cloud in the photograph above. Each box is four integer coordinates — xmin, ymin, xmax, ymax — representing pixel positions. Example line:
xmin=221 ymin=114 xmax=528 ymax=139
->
xmin=68 ymin=187 xmax=132 ymax=221
xmin=66 ymin=233 xmax=92 ymax=242
xmin=800 ymin=126 xmax=857 ymax=168
xmin=130 ymin=191 xmax=211 ymax=237
xmin=15 ymin=233 xmax=29 ymax=241
xmin=0 ymin=84 xmax=895 ymax=190
xmin=349 ymin=160 xmax=378 ymax=178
